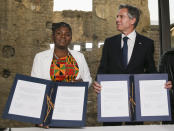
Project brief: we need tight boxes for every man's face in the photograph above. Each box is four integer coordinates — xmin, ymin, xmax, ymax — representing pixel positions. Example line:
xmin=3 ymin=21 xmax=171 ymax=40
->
xmin=116 ymin=8 xmax=136 ymax=34
xmin=53 ymin=26 xmax=72 ymax=49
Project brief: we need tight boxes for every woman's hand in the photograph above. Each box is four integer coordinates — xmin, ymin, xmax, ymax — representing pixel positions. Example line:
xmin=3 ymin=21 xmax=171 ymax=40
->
xmin=36 ymin=124 xmax=49 ymax=129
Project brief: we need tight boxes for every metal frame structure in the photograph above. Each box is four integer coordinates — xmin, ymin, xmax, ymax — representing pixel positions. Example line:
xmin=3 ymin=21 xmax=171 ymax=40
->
xmin=158 ymin=0 xmax=171 ymax=54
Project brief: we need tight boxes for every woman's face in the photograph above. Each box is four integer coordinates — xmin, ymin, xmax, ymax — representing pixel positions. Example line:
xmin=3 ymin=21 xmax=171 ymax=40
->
xmin=53 ymin=26 xmax=72 ymax=50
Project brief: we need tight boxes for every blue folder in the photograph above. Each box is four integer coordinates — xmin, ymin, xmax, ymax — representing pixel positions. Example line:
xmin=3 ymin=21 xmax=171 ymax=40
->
xmin=97 ymin=74 xmax=131 ymax=122
xmin=97 ymin=73 xmax=171 ymax=122
xmin=3 ymin=74 xmax=88 ymax=127
xmin=134 ymin=73 xmax=171 ymax=121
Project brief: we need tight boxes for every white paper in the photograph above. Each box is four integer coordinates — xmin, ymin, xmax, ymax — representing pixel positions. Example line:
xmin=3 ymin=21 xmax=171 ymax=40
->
xmin=101 ymin=81 xmax=129 ymax=117
xmin=9 ymin=80 xmax=46 ymax=118
xmin=52 ymin=86 xmax=85 ymax=120
xmin=139 ymin=80 xmax=169 ymax=116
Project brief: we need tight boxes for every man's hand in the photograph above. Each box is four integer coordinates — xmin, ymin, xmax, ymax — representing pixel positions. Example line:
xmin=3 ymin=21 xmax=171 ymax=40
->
xmin=93 ymin=81 xmax=101 ymax=93
xmin=165 ymin=81 xmax=172 ymax=89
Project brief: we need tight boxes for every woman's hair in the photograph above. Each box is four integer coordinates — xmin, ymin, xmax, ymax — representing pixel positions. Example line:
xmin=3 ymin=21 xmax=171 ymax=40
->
xmin=119 ymin=4 xmax=141 ymax=28
xmin=52 ymin=22 xmax=72 ymax=35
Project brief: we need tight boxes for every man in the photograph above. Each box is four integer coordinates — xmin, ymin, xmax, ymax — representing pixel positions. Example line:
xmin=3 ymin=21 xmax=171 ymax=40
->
xmin=93 ymin=4 xmax=172 ymax=125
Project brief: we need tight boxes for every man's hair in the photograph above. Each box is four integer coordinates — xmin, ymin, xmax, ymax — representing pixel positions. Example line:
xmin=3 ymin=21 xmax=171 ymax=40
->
xmin=119 ymin=4 xmax=141 ymax=28
xmin=52 ymin=22 xmax=72 ymax=35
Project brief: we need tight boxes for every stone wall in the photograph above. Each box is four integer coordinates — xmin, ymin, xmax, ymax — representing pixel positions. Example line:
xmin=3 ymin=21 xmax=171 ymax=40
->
xmin=0 ymin=0 xmax=53 ymax=127
xmin=146 ymin=26 xmax=161 ymax=70
xmin=93 ymin=0 xmax=150 ymax=42
xmin=0 ymin=0 xmax=161 ymax=127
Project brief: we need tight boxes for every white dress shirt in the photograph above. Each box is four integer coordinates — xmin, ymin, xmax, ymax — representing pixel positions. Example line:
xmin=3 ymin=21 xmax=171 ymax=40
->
xmin=121 ymin=30 xmax=136 ymax=64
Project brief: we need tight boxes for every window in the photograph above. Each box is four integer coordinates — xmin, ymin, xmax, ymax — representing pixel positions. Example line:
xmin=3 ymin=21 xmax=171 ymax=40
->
xmin=73 ymin=45 xmax=81 ymax=51
xmin=98 ymin=42 xmax=104 ymax=48
xmin=169 ymin=0 xmax=174 ymax=24
xmin=53 ymin=0 xmax=92 ymax=11
xmin=85 ymin=42 xmax=93 ymax=51
xmin=148 ymin=0 xmax=159 ymax=25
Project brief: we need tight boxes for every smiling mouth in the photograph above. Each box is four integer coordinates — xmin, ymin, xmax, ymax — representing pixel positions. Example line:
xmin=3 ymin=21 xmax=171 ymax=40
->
xmin=116 ymin=24 xmax=122 ymax=28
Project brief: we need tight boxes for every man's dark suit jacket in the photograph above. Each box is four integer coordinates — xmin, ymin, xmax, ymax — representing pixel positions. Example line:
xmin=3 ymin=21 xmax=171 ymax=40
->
xmin=97 ymin=33 xmax=157 ymax=74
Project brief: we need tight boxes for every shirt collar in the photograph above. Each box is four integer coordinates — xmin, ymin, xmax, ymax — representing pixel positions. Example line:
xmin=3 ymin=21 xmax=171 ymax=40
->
xmin=121 ymin=30 xmax=136 ymax=40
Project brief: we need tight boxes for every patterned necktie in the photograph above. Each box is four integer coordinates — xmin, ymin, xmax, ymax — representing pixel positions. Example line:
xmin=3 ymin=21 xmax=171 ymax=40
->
xmin=122 ymin=36 xmax=129 ymax=68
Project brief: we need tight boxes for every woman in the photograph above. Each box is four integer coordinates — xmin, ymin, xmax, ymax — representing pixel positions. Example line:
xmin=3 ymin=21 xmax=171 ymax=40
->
xmin=31 ymin=22 xmax=92 ymax=128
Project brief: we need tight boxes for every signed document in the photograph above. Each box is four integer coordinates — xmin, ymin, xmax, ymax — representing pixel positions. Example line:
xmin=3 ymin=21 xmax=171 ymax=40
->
xmin=100 ymin=81 xmax=129 ymax=117
xmin=3 ymin=74 xmax=89 ymax=127
xmin=9 ymin=80 xmax=46 ymax=118
xmin=139 ymin=80 xmax=169 ymax=116
xmin=134 ymin=73 xmax=171 ymax=121
xmin=52 ymin=86 xmax=85 ymax=120
xmin=97 ymin=74 xmax=171 ymax=122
